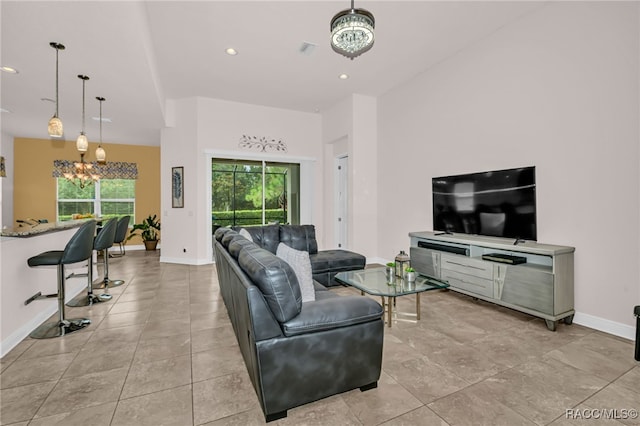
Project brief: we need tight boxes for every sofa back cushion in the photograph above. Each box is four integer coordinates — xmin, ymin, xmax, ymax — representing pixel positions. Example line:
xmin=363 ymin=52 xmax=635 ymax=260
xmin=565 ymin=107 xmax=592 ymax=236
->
xmin=240 ymin=225 xmax=280 ymax=254
xmin=238 ymin=244 xmax=302 ymax=323
xmin=279 ymin=225 xmax=318 ymax=255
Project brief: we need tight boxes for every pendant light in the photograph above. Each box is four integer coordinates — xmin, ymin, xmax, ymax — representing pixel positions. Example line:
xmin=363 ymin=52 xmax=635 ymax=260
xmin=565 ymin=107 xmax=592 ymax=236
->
xmin=47 ymin=42 xmax=65 ymax=137
xmin=330 ymin=0 xmax=375 ymax=60
xmin=95 ymin=97 xmax=107 ymax=164
xmin=76 ymin=75 xmax=89 ymax=152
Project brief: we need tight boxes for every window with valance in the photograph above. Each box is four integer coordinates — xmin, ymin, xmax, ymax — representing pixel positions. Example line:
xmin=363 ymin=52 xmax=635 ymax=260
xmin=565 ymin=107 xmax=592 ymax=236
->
xmin=52 ymin=160 xmax=138 ymax=180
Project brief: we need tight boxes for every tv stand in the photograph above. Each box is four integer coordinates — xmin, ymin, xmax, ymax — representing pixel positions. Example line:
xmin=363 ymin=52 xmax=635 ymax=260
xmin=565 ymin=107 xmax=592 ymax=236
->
xmin=409 ymin=231 xmax=575 ymax=331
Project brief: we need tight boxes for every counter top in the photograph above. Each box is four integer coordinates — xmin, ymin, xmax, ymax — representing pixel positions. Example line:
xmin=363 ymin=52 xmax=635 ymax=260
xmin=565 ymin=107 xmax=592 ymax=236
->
xmin=1 ymin=219 xmax=95 ymax=238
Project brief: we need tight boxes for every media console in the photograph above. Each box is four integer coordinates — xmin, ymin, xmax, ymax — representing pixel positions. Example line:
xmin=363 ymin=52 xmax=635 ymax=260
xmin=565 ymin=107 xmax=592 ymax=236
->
xmin=409 ymin=231 xmax=575 ymax=331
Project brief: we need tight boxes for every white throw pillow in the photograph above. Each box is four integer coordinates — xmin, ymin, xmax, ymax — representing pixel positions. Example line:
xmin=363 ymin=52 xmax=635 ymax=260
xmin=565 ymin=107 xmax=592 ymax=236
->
xmin=239 ymin=228 xmax=253 ymax=242
xmin=276 ymin=242 xmax=315 ymax=303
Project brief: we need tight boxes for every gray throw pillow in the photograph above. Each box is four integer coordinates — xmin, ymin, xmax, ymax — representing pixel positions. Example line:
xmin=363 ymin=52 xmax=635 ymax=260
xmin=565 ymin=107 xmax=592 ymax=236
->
xmin=276 ymin=243 xmax=316 ymax=303
xmin=239 ymin=228 xmax=253 ymax=242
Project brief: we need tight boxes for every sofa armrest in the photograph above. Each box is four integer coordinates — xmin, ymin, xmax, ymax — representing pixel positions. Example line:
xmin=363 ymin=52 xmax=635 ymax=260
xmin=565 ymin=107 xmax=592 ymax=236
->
xmin=281 ymin=296 xmax=383 ymax=337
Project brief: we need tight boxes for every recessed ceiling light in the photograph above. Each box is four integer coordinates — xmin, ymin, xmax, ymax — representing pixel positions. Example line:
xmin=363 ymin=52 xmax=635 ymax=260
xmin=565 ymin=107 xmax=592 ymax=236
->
xmin=92 ymin=116 xmax=112 ymax=123
xmin=225 ymin=48 xmax=238 ymax=56
xmin=339 ymin=73 xmax=349 ymax=80
xmin=1 ymin=66 xmax=18 ymax=74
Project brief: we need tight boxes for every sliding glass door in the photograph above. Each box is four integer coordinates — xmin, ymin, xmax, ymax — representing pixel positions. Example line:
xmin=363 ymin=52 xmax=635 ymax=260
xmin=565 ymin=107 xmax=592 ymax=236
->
xmin=212 ymin=158 xmax=300 ymax=229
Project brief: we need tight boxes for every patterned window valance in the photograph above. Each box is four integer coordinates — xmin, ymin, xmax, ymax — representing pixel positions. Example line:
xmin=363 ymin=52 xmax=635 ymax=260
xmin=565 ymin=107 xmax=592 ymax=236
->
xmin=53 ymin=160 xmax=138 ymax=179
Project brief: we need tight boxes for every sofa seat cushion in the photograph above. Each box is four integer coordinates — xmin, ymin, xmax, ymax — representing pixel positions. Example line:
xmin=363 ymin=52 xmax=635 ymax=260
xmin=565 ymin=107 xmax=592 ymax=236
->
xmin=281 ymin=296 xmax=383 ymax=337
xmin=238 ymin=244 xmax=302 ymax=323
xmin=310 ymin=250 xmax=366 ymax=274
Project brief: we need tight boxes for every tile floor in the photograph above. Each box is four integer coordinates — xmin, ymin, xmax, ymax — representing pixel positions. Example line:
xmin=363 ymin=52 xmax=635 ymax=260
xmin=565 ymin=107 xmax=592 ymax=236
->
xmin=1 ymin=251 xmax=638 ymax=425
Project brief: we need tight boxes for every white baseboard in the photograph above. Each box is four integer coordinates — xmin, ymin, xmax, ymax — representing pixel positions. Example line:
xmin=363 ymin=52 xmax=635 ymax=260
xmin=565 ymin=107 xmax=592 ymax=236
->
xmin=160 ymin=256 xmax=212 ymax=266
xmin=573 ymin=312 xmax=636 ymax=341
xmin=0 ymin=280 xmax=86 ymax=358
xmin=367 ymin=257 xmax=388 ymax=266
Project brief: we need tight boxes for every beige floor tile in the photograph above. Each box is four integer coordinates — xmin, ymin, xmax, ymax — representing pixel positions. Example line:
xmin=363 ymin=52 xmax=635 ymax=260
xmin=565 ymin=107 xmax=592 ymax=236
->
xmin=192 ymin=346 xmax=245 ymax=383
xmin=476 ymin=358 xmax=608 ymax=425
xmin=108 ymin=299 xmax=154 ymax=315
xmin=191 ymin=325 xmax=237 ymax=353
xmin=0 ymin=352 xmax=76 ymax=389
xmin=199 ymin=407 xmax=266 ymax=425
xmin=381 ymin=406 xmax=450 ymax=425
xmin=428 ymin=383 xmax=536 ymax=426
xmin=190 ymin=311 xmax=231 ymax=332
xmin=36 ymin=367 xmax=128 ymax=417
xmin=96 ymin=310 xmax=151 ymax=330
xmin=0 ymin=380 xmax=56 ymax=424
xmin=133 ymin=333 xmax=191 ymax=364
xmin=192 ymin=373 xmax=259 ymax=425
xmin=384 ymin=355 xmax=470 ymax=404
xmin=544 ymin=334 xmax=637 ymax=381
xmin=62 ymin=344 xmax=136 ymax=378
xmin=111 ymin=384 xmax=193 ymax=426
xmin=27 ymin=402 xmax=117 ymax=426
xmin=341 ymin=371 xmax=423 ymax=426
xmin=581 ymin=383 xmax=640 ymax=426
xmin=278 ymin=394 xmax=362 ymax=425
xmin=121 ymin=354 xmax=191 ymax=399
xmin=18 ymin=331 xmax=92 ymax=360
xmin=140 ymin=317 xmax=191 ymax=340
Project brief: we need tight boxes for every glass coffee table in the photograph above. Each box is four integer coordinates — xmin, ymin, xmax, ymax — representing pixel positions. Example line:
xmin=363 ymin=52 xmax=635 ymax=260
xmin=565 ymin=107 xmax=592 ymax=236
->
xmin=335 ymin=267 xmax=449 ymax=328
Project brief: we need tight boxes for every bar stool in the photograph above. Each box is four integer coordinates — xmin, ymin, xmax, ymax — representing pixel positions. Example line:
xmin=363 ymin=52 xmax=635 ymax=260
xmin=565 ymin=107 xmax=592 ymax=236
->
xmin=110 ymin=215 xmax=130 ymax=257
xmin=25 ymin=220 xmax=96 ymax=339
xmin=66 ymin=217 xmax=117 ymax=307
xmin=94 ymin=217 xmax=125 ymax=289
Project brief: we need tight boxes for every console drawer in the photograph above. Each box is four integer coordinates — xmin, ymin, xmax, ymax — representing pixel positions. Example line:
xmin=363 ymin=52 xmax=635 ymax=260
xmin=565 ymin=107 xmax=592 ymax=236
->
xmin=441 ymin=269 xmax=494 ymax=298
xmin=441 ymin=254 xmax=493 ymax=280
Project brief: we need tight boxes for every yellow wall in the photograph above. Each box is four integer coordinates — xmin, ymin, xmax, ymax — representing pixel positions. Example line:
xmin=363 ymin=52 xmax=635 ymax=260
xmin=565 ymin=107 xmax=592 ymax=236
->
xmin=14 ymin=137 xmax=160 ymax=242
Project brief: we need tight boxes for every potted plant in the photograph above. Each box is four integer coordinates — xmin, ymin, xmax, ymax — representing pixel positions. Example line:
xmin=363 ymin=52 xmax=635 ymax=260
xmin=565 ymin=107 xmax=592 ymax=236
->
xmin=404 ymin=267 xmax=416 ymax=283
xmin=127 ymin=214 xmax=161 ymax=250
xmin=385 ymin=262 xmax=396 ymax=285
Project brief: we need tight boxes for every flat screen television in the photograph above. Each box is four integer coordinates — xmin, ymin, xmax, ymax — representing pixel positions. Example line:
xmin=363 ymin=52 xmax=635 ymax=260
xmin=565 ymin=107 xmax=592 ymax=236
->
xmin=432 ymin=166 xmax=537 ymax=241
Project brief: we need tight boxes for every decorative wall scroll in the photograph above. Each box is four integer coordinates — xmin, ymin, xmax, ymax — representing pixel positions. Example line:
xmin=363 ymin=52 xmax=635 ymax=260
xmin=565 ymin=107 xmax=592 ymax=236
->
xmin=239 ymin=135 xmax=288 ymax=153
xmin=172 ymin=166 xmax=184 ymax=208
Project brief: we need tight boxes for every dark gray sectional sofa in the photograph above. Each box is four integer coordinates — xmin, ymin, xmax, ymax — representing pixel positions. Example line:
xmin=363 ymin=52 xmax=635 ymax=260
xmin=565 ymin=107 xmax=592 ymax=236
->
xmin=232 ymin=224 xmax=366 ymax=287
xmin=214 ymin=225 xmax=384 ymax=422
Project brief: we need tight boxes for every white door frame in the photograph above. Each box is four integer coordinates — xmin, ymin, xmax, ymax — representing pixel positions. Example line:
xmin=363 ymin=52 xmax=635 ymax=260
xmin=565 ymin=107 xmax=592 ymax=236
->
xmin=334 ymin=155 xmax=348 ymax=249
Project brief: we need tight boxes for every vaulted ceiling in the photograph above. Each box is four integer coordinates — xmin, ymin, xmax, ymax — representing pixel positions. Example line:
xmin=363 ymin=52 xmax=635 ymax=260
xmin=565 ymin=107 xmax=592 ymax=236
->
xmin=1 ymin=1 xmax=544 ymax=146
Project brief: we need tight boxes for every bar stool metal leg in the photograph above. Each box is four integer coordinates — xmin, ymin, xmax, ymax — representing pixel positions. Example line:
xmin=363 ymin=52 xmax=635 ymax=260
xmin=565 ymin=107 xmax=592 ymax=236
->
xmin=95 ymin=247 xmax=124 ymax=288
xmin=66 ymin=254 xmax=112 ymax=307
xmin=29 ymin=264 xmax=91 ymax=339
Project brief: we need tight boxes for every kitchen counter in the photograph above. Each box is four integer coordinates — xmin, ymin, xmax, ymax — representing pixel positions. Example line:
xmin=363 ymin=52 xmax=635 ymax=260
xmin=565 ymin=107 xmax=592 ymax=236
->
xmin=1 ymin=219 xmax=98 ymax=357
xmin=1 ymin=219 xmax=93 ymax=238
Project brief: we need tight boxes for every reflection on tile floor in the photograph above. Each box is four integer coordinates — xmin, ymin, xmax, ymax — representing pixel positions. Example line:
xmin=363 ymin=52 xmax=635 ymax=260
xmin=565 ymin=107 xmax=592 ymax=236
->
xmin=1 ymin=251 xmax=638 ymax=425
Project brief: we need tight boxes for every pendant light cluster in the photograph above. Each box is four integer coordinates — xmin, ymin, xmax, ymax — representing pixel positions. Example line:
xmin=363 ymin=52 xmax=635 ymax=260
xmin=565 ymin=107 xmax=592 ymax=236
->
xmin=48 ymin=41 xmax=109 ymax=188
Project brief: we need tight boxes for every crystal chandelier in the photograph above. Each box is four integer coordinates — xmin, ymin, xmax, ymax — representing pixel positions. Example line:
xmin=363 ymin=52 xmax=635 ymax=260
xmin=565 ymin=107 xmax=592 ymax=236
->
xmin=47 ymin=42 xmax=65 ymax=137
xmin=63 ymin=75 xmax=99 ymax=189
xmin=330 ymin=0 xmax=375 ymax=60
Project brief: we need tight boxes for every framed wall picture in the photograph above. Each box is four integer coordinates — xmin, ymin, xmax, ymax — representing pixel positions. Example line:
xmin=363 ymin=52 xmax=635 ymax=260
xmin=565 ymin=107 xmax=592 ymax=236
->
xmin=172 ymin=166 xmax=184 ymax=208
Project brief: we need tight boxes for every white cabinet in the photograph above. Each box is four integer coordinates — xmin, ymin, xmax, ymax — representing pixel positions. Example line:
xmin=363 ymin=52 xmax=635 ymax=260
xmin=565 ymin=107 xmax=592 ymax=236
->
xmin=409 ymin=232 xmax=575 ymax=331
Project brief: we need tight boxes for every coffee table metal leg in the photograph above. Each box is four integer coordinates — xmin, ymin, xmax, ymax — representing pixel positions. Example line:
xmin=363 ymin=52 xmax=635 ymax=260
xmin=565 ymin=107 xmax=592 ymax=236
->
xmin=416 ymin=293 xmax=421 ymax=321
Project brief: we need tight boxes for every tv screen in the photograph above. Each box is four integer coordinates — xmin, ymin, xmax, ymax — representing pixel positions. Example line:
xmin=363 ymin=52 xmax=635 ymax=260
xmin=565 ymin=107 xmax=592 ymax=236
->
xmin=432 ymin=166 xmax=537 ymax=241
